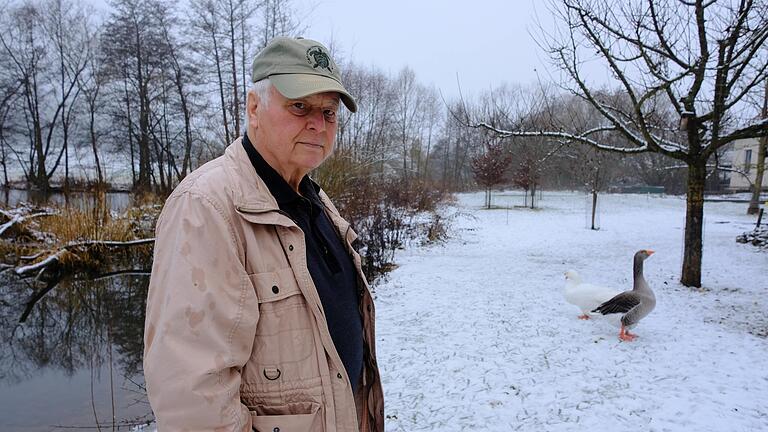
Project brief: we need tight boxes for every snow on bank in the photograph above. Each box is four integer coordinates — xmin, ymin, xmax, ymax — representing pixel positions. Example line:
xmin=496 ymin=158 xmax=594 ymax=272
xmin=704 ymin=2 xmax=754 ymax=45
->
xmin=374 ymin=191 xmax=767 ymax=432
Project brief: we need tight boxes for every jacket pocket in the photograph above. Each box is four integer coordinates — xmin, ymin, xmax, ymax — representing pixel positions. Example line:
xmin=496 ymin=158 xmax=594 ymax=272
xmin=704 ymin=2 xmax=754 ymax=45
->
xmin=247 ymin=268 xmax=320 ymax=383
xmin=251 ymin=402 xmax=323 ymax=432
xmin=250 ymin=267 xmax=303 ymax=304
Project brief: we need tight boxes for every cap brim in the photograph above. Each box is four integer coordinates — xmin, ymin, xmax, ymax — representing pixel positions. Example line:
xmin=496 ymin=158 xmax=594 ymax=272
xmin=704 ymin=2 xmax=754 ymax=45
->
xmin=269 ymin=74 xmax=357 ymax=113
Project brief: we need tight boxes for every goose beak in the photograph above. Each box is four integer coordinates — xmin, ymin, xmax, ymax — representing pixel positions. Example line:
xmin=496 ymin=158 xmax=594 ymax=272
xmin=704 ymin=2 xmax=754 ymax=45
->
xmin=646 ymin=249 xmax=655 ymax=256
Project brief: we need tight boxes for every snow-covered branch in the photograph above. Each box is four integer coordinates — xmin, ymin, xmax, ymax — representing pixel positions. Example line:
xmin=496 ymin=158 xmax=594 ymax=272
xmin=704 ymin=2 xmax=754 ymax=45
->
xmin=472 ymin=122 xmax=649 ymax=154
xmin=13 ymin=238 xmax=155 ymax=278
xmin=0 ymin=210 xmax=57 ymax=237
xmin=63 ymin=238 xmax=155 ymax=249
xmin=15 ymin=250 xmax=70 ymax=278
xmin=713 ymin=118 xmax=768 ymax=155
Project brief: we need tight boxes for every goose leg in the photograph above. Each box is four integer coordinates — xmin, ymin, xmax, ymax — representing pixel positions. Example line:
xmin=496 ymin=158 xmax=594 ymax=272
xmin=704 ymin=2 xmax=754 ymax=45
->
xmin=619 ymin=324 xmax=637 ymax=342
xmin=578 ymin=314 xmax=591 ymax=320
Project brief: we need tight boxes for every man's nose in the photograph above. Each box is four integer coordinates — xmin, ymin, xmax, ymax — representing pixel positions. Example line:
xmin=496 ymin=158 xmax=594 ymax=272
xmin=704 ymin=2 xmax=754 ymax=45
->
xmin=306 ymin=108 xmax=327 ymax=132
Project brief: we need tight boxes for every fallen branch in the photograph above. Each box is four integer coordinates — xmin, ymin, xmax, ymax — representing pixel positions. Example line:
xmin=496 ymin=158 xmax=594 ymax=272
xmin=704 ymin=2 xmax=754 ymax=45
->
xmin=14 ymin=237 xmax=156 ymax=323
xmin=0 ymin=214 xmax=23 ymax=236
xmin=19 ymin=251 xmax=44 ymax=261
xmin=87 ymin=269 xmax=152 ymax=281
xmin=0 ymin=210 xmax=57 ymax=237
xmin=14 ymin=249 xmax=69 ymax=278
xmin=62 ymin=238 xmax=155 ymax=249
xmin=14 ymin=238 xmax=154 ymax=278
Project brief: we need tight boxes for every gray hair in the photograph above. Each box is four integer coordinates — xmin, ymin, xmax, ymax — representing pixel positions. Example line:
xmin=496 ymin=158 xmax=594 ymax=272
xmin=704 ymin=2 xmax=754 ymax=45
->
xmin=251 ymin=79 xmax=272 ymax=108
xmin=245 ymin=79 xmax=272 ymax=127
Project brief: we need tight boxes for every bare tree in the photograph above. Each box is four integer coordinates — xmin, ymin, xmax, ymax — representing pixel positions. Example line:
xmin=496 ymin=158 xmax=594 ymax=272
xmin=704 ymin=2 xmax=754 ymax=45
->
xmin=471 ymin=142 xmax=511 ymax=209
xmin=257 ymin=0 xmax=304 ymax=48
xmin=0 ymin=3 xmax=49 ymax=189
xmin=189 ymin=0 xmax=262 ymax=146
xmin=573 ymin=145 xmax=621 ymax=229
xmin=335 ymin=62 xmax=396 ymax=172
xmin=158 ymin=6 xmax=201 ymax=181
xmin=475 ymin=0 xmax=768 ymax=287
xmin=393 ymin=67 xmax=423 ymax=183
xmin=419 ymin=87 xmax=442 ymax=181
xmin=0 ymin=82 xmax=19 ymax=188
xmin=77 ymin=16 xmax=105 ymax=186
xmin=189 ymin=0 xmax=232 ymax=145
xmin=511 ymin=155 xmax=539 ymax=208
xmin=41 ymin=0 xmax=90 ymax=189
xmin=102 ymin=0 xmax=172 ymax=192
xmin=442 ymin=101 xmax=482 ymax=191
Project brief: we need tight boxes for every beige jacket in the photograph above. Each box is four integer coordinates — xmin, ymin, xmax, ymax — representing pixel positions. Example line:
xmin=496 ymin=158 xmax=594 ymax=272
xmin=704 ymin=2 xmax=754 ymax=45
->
xmin=143 ymin=139 xmax=384 ymax=432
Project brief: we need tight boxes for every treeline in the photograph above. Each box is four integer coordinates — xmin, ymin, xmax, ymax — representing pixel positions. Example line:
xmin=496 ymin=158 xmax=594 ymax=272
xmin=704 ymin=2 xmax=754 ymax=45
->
xmin=0 ymin=0 xmax=482 ymax=194
xmin=0 ymin=0 xmax=695 ymax=198
xmin=0 ymin=0 xmax=304 ymax=192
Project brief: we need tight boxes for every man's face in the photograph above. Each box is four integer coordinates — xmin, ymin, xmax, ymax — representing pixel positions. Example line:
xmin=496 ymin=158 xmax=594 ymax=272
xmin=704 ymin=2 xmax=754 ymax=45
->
xmin=249 ymin=85 xmax=340 ymax=181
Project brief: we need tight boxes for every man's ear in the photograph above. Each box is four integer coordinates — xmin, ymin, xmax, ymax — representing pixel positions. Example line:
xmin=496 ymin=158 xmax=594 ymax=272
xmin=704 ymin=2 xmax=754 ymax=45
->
xmin=246 ymin=91 xmax=259 ymax=129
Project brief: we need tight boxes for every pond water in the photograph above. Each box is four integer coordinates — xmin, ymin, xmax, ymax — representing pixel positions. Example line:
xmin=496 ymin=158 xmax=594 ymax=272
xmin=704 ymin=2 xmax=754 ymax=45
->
xmin=2 ymin=188 xmax=133 ymax=213
xmin=1 ymin=189 xmax=155 ymax=431
xmin=0 ymin=271 xmax=153 ymax=431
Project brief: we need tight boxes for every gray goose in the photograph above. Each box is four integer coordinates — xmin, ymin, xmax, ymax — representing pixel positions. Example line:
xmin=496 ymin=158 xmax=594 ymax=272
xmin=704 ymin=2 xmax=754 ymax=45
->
xmin=592 ymin=249 xmax=656 ymax=341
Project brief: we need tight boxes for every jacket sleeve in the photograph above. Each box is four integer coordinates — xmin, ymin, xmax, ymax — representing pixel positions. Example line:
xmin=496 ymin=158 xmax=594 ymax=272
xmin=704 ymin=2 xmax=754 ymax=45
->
xmin=144 ymin=190 xmax=259 ymax=431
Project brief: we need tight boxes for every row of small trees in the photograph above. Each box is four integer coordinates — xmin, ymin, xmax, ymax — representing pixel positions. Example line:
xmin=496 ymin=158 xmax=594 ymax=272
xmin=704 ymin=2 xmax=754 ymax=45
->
xmin=470 ymin=85 xmax=698 ymax=208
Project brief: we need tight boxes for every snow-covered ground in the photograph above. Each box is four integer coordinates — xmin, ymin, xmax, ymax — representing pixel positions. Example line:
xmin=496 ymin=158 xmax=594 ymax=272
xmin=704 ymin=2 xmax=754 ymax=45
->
xmin=374 ymin=191 xmax=768 ymax=432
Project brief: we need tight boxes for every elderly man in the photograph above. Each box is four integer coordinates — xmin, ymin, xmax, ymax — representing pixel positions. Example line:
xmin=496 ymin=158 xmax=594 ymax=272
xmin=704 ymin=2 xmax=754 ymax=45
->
xmin=143 ymin=37 xmax=384 ymax=432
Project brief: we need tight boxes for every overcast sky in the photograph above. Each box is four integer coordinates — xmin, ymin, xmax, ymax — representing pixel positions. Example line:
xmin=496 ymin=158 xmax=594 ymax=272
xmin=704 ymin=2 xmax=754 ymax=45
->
xmin=86 ymin=0 xmax=609 ymax=99
xmin=299 ymin=0 xmax=567 ymax=99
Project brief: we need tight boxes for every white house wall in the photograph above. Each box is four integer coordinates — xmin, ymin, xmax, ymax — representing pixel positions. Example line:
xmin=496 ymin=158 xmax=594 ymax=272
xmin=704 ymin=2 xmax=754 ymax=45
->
xmin=729 ymin=138 xmax=768 ymax=190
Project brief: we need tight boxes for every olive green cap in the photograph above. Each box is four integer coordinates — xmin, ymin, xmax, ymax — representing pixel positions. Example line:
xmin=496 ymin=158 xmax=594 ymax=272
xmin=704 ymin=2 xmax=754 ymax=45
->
xmin=252 ymin=37 xmax=357 ymax=113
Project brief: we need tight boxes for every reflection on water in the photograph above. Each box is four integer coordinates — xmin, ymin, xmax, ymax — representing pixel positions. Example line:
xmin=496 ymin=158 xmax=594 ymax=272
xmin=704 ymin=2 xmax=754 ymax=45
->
xmin=2 ymin=188 xmax=133 ymax=213
xmin=0 ymin=255 xmax=153 ymax=431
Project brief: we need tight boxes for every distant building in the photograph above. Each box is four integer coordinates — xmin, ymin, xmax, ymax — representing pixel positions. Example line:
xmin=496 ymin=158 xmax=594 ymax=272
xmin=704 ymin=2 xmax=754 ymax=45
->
xmin=729 ymin=138 xmax=768 ymax=191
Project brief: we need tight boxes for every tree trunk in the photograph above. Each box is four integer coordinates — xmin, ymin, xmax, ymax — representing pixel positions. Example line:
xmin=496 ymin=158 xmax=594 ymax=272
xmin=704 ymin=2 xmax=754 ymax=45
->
xmin=747 ymin=81 xmax=767 ymax=215
xmin=591 ymin=189 xmax=598 ymax=230
xmin=228 ymin=0 xmax=240 ymax=139
xmin=134 ymin=25 xmax=151 ymax=193
xmin=212 ymin=31 xmax=231 ymax=144
xmin=28 ymin=74 xmax=48 ymax=190
xmin=63 ymin=140 xmax=68 ymax=189
xmin=179 ymin=83 xmax=192 ymax=179
xmin=0 ymin=106 xmax=9 ymax=188
xmin=681 ymin=161 xmax=706 ymax=288
xmin=747 ymin=136 xmax=767 ymax=215
xmin=424 ymin=129 xmax=433 ymax=182
xmin=89 ymin=107 xmax=103 ymax=185
xmin=137 ymin=83 xmax=152 ymax=192
xmin=123 ymin=74 xmax=136 ymax=186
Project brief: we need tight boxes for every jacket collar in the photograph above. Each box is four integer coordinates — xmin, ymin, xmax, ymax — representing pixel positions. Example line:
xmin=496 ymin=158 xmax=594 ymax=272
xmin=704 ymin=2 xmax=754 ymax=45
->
xmin=224 ymin=138 xmax=346 ymax=224
xmin=223 ymin=137 xmax=280 ymax=213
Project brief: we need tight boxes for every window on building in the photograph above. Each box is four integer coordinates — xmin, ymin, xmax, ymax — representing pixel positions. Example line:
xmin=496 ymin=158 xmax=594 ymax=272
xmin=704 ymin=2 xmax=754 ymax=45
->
xmin=745 ymin=149 xmax=752 ymax=173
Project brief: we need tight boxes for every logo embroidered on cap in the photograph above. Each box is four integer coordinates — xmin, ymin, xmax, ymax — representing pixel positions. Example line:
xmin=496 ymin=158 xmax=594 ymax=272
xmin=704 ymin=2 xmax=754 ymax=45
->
xmin=306 ymin=46 xmax=333 ymax=73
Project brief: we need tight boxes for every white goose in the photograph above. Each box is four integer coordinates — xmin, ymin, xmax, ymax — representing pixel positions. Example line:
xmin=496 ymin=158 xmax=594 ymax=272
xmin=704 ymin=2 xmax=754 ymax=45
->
xmin=563 ymin=270 xmax=621 ymax=320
